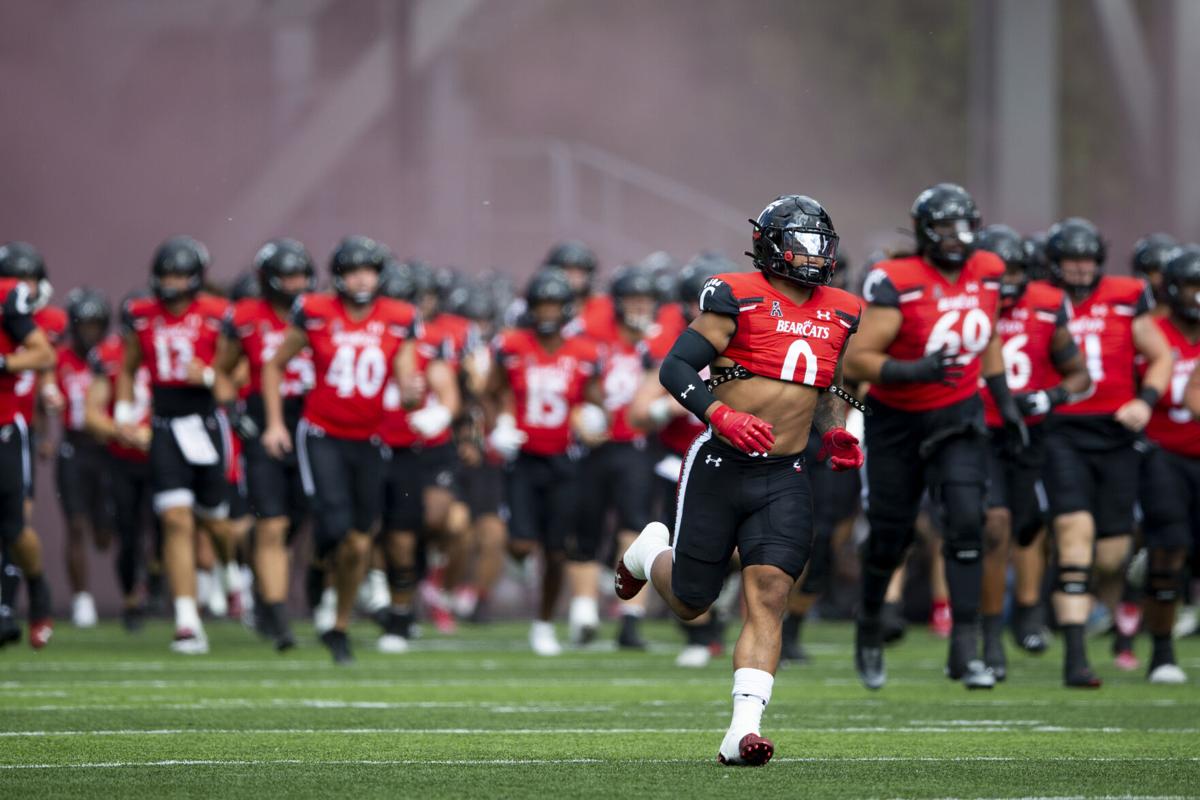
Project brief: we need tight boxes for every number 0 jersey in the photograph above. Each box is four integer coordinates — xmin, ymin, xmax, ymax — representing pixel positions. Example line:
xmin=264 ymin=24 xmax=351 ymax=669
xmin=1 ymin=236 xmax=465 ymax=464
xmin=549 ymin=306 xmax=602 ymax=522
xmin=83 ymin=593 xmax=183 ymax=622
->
xmin=494 ymin=328 xmax=601 ymax=456
xmin=982 ymin=280 xmax=1069 ymax=427
xmin=293 ymin=293 xmax=420 ymax=441
xmin=1140 ymin=316 xmax=1200 ymax=458
xmin=862 ymin=251 xmax=1004 ymax=412
xmin=122 ymin=293 xmax=229 ymax=418
xmin=1057 ymin=276 xmax=1155 ymax=417
xmin=698 ymin=270 xmax=861 ymax=390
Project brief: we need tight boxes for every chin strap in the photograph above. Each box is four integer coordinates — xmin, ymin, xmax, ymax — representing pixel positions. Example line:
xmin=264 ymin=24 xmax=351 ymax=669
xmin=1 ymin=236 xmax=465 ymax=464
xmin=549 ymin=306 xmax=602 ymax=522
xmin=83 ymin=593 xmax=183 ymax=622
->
xmin=705 ymin=362 xmax=869 ymax=414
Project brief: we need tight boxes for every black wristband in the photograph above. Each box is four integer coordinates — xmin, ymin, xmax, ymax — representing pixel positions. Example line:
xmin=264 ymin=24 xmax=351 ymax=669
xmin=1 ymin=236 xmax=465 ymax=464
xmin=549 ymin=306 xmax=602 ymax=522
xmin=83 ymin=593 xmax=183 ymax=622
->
xmin=1138 ymin=386 xmax=1161 ymax=408
xmin=659 ymin=328 xmax=721 ymax=421
xmin=1046 ymin=385 xmax=1070 ymax=407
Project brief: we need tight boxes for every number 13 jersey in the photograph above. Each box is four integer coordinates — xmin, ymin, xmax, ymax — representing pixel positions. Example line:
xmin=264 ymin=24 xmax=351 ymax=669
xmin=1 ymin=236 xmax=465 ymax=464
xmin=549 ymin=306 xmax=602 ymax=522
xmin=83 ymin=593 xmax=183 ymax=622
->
xmin=862 ymin=251 xmax=1004 ymax=412
xmin=293 ymin=293 xmax=420 ymax=440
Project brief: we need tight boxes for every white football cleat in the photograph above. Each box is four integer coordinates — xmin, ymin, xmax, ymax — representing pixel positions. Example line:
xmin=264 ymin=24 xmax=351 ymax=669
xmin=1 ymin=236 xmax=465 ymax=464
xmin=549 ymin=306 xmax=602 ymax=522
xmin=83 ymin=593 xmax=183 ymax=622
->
xmin=568 ymin=597 xmax=600 ymax=646
xmin=1173 ymin=606 xmax=1198 ymax=639
xmin=529 ymin=620 xmax=562 ymax=657
xmin=675 ymin=644 xmax=711 ymax=669
xmin=170 ymin=628 xmax=209 ymax=655
xmin=71 ymin=592 xmax=97 ymax=628
xmin=1148 ymin=663 xmax=1187 ymax=684
xmin=313 ymin=588 xmax=337 ymax=634
xmin=377 ymin=634 xmax=410 ymax=654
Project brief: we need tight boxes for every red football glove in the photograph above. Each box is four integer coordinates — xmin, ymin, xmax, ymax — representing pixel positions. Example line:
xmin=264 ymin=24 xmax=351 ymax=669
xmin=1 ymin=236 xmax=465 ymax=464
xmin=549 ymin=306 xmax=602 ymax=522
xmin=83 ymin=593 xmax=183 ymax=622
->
xmin=817 ymin=427 xmax=863 ymax=472
xmin=709 ymin=404 xmax=775 ymax=455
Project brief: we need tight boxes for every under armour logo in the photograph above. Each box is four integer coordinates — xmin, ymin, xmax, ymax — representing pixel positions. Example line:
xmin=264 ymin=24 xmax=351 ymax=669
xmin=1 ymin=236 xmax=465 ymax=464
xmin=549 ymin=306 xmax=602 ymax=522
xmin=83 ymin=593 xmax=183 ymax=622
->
xmin=769 ymin=300 xmax=783 ymax=318
xmin=793 ymin=459 xmax=803 ymax=472
xmin=816 ymin=310 xmax=832 ymax=321
xmin=705 ymin=455 xmax=722 ymax=467
xmin=680 ymin=384 xmax=695 ymax=399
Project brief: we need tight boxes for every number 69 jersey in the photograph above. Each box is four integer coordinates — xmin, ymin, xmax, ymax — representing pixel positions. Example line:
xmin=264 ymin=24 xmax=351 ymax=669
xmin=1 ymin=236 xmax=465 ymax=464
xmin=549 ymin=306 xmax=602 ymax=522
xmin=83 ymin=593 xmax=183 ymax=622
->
xmin=862 ymin=251 xmax=1005 ymax=412
xmin=293 ymin=293 xmax=420 ymax=441
xmin=699 ymin=271 xmax=861 ymax=389
xmin=494 ymin=328 xmax=601 ymax=456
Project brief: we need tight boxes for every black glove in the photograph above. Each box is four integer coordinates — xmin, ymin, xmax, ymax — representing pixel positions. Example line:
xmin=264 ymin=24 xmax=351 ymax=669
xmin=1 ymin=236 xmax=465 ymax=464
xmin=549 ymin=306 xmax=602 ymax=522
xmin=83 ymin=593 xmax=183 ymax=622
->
xmin=223 ymin=402 xmax=260 ymax=441
xmin=1014 ymin=386 xmax=1069 ymax=417
xmin=0 ymin=354 xmax=7 ymax=373
xmin=879 ymin=347 xmax=965 ymax=387
xmin=987 ymin=374 xmax=1030 ymax=455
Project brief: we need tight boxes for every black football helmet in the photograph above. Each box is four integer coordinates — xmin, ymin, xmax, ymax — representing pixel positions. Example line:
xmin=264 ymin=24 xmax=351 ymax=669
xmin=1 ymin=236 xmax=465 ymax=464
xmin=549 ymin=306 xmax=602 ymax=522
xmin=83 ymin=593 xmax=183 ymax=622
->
xmin=65 ymin=286 xmax=110 ymax=352
xmin=524 ymin=268 xmax=575 ymax=335
xmin=448 ymin=282 xmax=497 ymax=324
xmin=911 ymin=183 xmax=980 ymax=271
xmin=1023 ymin=233 xmax=1051 ymax=282
xmin=1164 ymin=245 xmax=1200 ymax=322
xmin=1131 ymin=233 xmax=1179 ymax=277
xmin=610 ymin=265 xmax=659 ymax=332
xmin=255 ymin=238 xmax=315 ymax=305
xmin=677 ymin=254 xmax=724 ymax=322
xmin=747 ymin=195 xmax=839 ymax=287
xmin=544 ymin=240 xmax=598 ymax=295
xmin=1045 ymin=217 xmax=1106 ymax=296
xmin=976 ymin=224 xmax=1028 ymax=304
xmin=330 ymin=236 xmax=385 ymax=305
xmin=229 ymin=271 xmax=261 ymax=302
xmin=151 ymin=236 xmax=209 ymax=303
xmin=0 ymin=241 xmax=46 ymax=280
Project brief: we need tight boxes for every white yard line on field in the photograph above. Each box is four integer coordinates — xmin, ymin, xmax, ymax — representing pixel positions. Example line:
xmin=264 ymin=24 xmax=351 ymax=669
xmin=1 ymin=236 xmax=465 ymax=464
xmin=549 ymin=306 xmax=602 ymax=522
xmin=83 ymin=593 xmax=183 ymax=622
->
xmin=1 ymin=726 xmax=1197 ymax=737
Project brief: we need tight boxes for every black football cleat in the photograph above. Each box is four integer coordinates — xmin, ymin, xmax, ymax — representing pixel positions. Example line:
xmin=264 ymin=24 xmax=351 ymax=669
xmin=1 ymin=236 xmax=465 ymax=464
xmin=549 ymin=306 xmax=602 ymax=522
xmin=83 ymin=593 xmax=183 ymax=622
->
xmin=616 ymin=616 xmax=647 ymax=650
xmin=780 ymin=639 xmax=809 ymax=666
xmin=982 ymin=616 xmax=1007 ymax=682
xmin=855 ymin=622 xmax=886 ymax=690
xmin=1013 ymin=605 xmax=1049 ymax=654
xmin=0 ymin=612 xmax=20 ymax=647
xmin=1065 ymin=663 xmax=1103 ymax=688
xmin=320 ymin=629 xmax=354 ymax=665
xmin=880 ymin=602 xmax=907 ymax=644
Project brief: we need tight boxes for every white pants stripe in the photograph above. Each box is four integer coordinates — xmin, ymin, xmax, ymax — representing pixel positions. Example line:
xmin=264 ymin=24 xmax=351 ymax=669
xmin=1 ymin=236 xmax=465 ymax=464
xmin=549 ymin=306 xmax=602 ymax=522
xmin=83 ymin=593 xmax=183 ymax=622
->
xmin=672 ymin=427 xmax=713 ymax=559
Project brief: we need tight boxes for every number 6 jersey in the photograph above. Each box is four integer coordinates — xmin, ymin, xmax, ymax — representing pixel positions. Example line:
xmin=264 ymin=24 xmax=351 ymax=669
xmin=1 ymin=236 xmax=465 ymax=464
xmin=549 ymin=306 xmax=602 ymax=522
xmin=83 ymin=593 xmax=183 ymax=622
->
xmin=862 ymin=251 xmax=1005 ymax=412
xmin=981 ymin=280 xmax=1069 ymax=427
xmin=293 ymin=293 xmax=420 ymax=441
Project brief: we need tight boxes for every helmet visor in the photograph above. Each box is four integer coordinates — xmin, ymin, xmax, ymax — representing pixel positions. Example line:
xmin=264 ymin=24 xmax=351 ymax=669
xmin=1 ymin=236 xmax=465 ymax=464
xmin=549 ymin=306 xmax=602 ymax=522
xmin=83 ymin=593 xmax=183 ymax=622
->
xmin=777 ymin=227 xmax=839 ymax=265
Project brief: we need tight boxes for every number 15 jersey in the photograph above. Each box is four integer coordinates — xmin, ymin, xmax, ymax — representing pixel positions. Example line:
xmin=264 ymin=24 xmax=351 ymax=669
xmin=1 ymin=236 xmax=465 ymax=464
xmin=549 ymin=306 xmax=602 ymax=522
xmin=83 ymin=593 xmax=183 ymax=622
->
xmin=293 ymin=293 xmax=420 ymax=441
xmin=862 ymin=251 xmax=1004 ymax=412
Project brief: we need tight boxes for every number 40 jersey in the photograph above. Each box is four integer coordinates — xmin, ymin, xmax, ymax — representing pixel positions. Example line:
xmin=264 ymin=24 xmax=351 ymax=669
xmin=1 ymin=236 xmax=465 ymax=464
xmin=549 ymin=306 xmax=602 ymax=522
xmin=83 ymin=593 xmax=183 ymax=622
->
xmin=862 ymin=251 xmax=1005 ymax=412
xmin=293 ymin=293 xmax=420 ymax=441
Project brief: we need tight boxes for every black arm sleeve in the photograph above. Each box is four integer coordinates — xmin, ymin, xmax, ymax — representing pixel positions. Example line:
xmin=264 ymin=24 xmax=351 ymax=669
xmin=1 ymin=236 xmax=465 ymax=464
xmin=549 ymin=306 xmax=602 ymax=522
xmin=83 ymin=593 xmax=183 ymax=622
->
xmin=2 ymin=286 xmax=36 ymax=344
xmin=659 ymin=328 xmax=721 ymax=422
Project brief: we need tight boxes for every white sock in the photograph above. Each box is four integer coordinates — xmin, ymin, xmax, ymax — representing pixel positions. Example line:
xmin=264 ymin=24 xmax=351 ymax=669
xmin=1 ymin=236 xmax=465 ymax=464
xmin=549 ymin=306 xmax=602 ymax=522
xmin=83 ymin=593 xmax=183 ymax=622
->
xmin=223 ymin=562 xmax=242 ymax=593
xmin=196 ymin=570 xmax=213 ymax=606
xmin=729 ymin=667 xmax=773 ymax=737
xmin=174 ymin=596 xmax=202 ymax=633
xmin=627 ymin=523 xmax=671 ymax=581
xmin=570 ymin=597 xmax=599 ymax=627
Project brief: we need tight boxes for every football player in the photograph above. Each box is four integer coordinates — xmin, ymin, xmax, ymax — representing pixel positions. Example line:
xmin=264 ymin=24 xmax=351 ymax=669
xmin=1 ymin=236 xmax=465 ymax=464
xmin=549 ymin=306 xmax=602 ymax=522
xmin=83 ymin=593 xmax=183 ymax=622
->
xmin=261 ymin=236 xmax=420 ymax=664
xmin=1042 ymin=217 xmax=1172 ymax=686
xmin=845 ymin=184 xmax=1028 ymax=690
xmin=1131 ymin=233 xmax=1179 ymax=309
xmin=617 ymin=195 xmax=863 ymax=766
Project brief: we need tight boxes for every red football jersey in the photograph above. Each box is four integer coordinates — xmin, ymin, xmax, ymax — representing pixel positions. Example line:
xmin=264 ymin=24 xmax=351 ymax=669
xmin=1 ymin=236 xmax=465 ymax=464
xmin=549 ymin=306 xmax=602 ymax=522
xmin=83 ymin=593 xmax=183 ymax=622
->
xmin=862 ymin=251 xmax=1005 ymax=412
xmin=123 ymin=294 xmax=228 ymax=389
xmin=1057 ymin=276 xmax=1155 ymax=417
xmin=91 ymin=335 xmax=152 ymax=463
xmin=0 ymin=280 xmax=38 ymax=426
xmin=379 ymin=346 xmax=434 ymax=449
xmin=575 ymin=294 xmax=618 ymax=341
xmin=224 ymin=298 xmax=314 ymax=398
xmin=15 ymin=305 xmax=67 ymax=425
xmin=700 ymin=271 xmax=862 ymax=391
xmin=1142 ymin=316 xmax=1200 ymax=458
xmin=597 ymin=335 xmax=652 ymax=444
xmin=982 ymin=281 xmax=1069 ymax=427
xmin=419 ymin=312 xmax=476 ymax=370
xmin=495 ymin=328 xmax=600 ymax=456
xmin=294 ymin=293 xmax=420 ymax=441
xmin=56 ymin=345 xmax=95 ymax=432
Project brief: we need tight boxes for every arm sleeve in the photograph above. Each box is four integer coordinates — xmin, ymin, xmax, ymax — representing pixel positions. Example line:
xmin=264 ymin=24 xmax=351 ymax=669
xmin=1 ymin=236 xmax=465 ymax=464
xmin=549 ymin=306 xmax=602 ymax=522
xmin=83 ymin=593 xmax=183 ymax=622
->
xmin=861 ymin=269 xmax=901 ymax=308
xmin=1054 ymin=299 xmax=1070 ymax=327
xmin=1134 ymin=282 xmax=1155 ymax=317
xmin=1 ymin=286 xmax=36 ymax=344
xmin=658 ymin=328 xmax=721 ymax=421
xmin=289 ymin=296 xmax=310 ymax=329
xmin=220 ymin=308 xmax=239 ymax=340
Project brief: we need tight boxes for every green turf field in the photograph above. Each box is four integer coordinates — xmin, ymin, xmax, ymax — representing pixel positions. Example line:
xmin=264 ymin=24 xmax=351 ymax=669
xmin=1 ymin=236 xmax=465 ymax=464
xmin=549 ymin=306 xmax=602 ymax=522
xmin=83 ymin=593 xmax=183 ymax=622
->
xmin=0 ymin=619 xmax=1196 ymax=799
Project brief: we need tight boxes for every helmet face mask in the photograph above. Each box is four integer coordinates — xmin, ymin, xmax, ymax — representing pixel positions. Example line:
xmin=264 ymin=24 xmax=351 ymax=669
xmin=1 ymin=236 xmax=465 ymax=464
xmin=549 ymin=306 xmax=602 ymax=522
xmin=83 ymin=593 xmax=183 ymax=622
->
xmin=1165 ymin=246 xmax=1200 ymax=323
xmin=524 ymin=269 xmax=576 ymax=336
xmin=911 ymin=183 xmax=981 ymax=272
xmin=66 ymin=287 xmax=110 ymax=352
xmin=748 ymin=195 xmax=839 ymax=288
xmin=256 ymin=238 xmax=315 ymax=306
xmin=1045 ymin=218 xmax=1106 ymax=299
xmin=151 ymin=236 xmax=208 ymax=304
xmin=330 ymin=236 xmax=385 ymax=306
xmin=611 ymin=266 xmax=659 ymax=333
xmin=976 ymin=224 xmax=1027 ymax=307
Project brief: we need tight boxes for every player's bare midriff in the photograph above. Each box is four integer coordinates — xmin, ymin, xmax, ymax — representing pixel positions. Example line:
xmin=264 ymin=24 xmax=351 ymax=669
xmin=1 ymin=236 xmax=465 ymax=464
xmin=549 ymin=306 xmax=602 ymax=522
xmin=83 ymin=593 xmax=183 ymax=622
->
xmin=711 ymin=354 xmax=817 ymax=455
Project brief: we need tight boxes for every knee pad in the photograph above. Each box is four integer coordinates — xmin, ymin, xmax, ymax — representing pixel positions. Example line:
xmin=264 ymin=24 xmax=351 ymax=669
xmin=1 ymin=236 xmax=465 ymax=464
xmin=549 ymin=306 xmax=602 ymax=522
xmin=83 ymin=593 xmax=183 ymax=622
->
xmin=387 ymin=563 xmax=419 ymax=594
xmin=1056 ymin=563 xmax=1091 ymax=595
xmin=862 ymin=522 xmax=912 ymax=577
xmin=936 ymin=482 xmax=985 ymax=564
xmin=1148 ymin=570 xmax=1180 ymax=603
